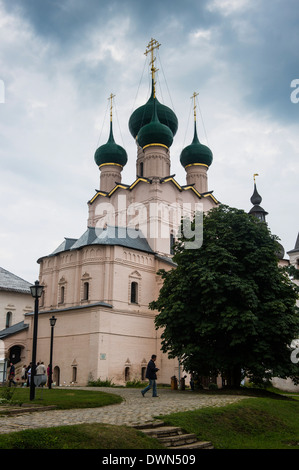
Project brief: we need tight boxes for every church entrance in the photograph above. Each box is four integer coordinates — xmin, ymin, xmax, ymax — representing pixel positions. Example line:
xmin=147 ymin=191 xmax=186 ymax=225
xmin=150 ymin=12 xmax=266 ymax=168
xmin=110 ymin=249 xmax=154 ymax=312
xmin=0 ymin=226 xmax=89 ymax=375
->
xmin=9 ymin=345 xmax=22 ymax=364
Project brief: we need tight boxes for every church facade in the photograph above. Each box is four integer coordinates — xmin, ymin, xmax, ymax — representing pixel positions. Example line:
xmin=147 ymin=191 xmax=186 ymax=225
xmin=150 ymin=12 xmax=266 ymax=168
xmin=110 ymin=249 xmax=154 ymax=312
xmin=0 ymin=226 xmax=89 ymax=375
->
xmin=1 ymin=40 xmax=298 ymax=390
xmin=2 ymin=40 xmax=220 ymax=386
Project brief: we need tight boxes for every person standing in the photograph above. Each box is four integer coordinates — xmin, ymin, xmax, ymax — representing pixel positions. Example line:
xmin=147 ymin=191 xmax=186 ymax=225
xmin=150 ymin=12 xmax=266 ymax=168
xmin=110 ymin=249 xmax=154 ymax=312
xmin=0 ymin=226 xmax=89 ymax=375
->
xmin=26 ymin=363 xmax=32 ymax=387
xmin=21 ymin=364 xmax=27 ymax=386
xmin=8 ymin=363 xmax=16 ymax=386
xmin=141 ymin=355 xmax=159 ymax=397
xmin=36 ymin=362 xmax=46 ymax=375
xmin=36 ymin=362 xmax=47 ymax=387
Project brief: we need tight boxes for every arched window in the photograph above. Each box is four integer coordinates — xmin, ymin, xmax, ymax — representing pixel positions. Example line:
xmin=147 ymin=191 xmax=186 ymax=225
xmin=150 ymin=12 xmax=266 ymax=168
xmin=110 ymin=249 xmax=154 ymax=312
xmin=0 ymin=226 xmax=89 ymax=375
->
xmin=72 ymin=366 xmax=77 ymax=382
xmin=6 ymin=311 xmax=12 ymax=328
xmin=83 ymin=282 xmax=89 ymax=301
xmin=60 ymin=286 xmax=65 ymax=304
xmin=140 ymin=162 xmax=144 ymax=177
xmin=9 ymin=345 xmax=21 ymax=364
xmin=141 ymin=367 xmax=146 ymax=381
xmin=130 ymin=282 xmax=138 ymax=304
xmin=125 ymin=367 xmax=130 ymax=382
xmin=40 ymin=290 xmax=45 ymax=307
xmin=170 ymin=232 xmax=175 ymax=255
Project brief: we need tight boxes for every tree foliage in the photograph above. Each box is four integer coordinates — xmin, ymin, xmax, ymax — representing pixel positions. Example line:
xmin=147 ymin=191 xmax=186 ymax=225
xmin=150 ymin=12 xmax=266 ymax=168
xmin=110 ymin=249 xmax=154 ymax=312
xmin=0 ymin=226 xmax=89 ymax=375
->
xmin=150 ymin=205 xmax=299 ymax=387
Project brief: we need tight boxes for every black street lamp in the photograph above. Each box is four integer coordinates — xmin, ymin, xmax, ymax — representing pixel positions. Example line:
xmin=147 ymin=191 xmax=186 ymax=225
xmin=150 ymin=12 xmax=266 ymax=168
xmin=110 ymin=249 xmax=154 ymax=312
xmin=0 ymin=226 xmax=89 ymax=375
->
xmin=49 ymin=315 xmax=57 ymax=389
xmin=29 ymin=280 xmax=44 ymax=401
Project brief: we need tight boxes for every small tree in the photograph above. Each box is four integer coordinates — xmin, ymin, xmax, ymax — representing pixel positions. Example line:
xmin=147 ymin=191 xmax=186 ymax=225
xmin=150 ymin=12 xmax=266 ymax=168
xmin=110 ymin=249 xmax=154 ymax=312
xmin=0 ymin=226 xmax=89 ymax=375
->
xmin=150 ymin=205 xmax=299 ymax=387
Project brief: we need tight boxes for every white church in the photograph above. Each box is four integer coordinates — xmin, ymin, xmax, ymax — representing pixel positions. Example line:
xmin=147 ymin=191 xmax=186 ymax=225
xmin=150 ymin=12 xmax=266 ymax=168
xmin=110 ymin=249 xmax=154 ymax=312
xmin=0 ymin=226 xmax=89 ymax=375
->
xmin=1 ymin=39 xmax=298 ymax=389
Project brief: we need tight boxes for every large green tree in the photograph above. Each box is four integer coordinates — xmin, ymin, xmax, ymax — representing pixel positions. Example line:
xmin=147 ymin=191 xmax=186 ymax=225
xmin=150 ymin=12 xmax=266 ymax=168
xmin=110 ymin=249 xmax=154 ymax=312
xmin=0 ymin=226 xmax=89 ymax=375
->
xmin=150 ymin=205 xmax=299 ymax=387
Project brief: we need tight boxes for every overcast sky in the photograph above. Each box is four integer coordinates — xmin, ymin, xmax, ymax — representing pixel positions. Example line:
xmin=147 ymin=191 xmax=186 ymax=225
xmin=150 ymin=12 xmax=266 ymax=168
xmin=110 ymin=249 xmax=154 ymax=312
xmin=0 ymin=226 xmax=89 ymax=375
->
xmin=0 ymin=0 xmax=298 ymax=283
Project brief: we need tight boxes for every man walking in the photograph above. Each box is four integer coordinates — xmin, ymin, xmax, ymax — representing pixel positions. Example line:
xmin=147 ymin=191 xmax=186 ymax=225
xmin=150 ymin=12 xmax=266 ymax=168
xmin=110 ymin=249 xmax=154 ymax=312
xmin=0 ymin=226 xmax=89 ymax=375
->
xmin=141 ymin=354 xmax=159 ymax=397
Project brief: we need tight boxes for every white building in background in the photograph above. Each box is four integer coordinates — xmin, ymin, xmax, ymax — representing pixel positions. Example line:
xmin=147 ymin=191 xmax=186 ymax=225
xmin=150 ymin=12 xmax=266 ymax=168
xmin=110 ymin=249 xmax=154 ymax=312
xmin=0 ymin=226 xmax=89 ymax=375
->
xmin=0 ymin=267 xmax=33 ymax=380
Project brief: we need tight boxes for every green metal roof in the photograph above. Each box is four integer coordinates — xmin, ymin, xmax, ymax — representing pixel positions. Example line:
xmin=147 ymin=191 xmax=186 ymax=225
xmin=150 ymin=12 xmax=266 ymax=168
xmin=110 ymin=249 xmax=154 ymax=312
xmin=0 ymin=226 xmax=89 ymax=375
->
xmin=137 ymin=97 xmax=173 ymax=149
xmin=180 ymin=122 xmax=213 ymax=168
xmin=94 ymin=121 xmax=127 ymax=167
xmin=47 ymin=226 xmax=154 ymax=257
xmin=129 ymin=82 xmax=178 ymax=139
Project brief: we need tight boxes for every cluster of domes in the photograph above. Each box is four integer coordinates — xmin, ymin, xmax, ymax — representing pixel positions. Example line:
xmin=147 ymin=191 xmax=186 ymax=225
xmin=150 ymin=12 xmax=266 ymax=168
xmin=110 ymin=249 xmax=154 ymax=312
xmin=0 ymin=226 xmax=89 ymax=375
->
xmin=94 ymin=79 xmax=213 ymax=171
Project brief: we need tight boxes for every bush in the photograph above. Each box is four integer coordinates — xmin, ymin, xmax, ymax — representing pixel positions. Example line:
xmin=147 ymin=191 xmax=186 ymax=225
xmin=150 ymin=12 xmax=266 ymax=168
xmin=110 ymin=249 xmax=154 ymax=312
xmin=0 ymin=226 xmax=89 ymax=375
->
xmin=0 ymin=386 xmax=16 ymax=402
xmin=125 ymin=380 xmax=147 ymax=388
xmin=208 ymin=383 xmax=218 ymax=391
xmin=87 ymin=378 xmax=115 ymax=387
xmin=0 ymin=386 xmax=22 ymax=405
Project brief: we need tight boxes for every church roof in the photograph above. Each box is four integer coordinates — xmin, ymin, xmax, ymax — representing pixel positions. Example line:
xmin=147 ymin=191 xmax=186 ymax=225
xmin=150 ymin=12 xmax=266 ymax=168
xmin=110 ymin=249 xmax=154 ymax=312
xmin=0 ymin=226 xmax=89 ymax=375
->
xmin=129 ymin=80 xmax=178 ymax=139
xmin=136 ymin=96 xmax=174 ymax=150
xmin=73 ymin=226 xmax=154 ymax=253
xmin=180 ymin=121 xmax=213 ymax=168
xmin=49 ymin=238 xmax=78 ymax=256
xmin=94 ymin=121 xmax=127 ymax=168
xmin=44 ymin=226 xmax=154 ymax=259
xmin=0 ymin=320 xmax=29 ymax=339
xmin=0 ymin=267 xmax=32 ymax=294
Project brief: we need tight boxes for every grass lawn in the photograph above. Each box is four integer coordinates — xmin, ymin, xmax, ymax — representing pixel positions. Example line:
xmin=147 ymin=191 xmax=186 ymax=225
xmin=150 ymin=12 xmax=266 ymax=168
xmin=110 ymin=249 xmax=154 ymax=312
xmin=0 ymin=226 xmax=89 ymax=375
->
xmin=0 ymin=387 xmax=122 ymax=410
xmin=1 ymin=387 xmax=299 ymax=449
xmin=0 ymin=423 xmax=165 ymax=449
xmin=159 ymin=395 xmax=299 ymax=449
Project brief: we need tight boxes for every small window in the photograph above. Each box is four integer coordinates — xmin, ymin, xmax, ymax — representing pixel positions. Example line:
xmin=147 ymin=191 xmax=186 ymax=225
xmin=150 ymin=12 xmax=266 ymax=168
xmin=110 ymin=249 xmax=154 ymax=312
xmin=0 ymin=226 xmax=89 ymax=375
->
xmin=130 ymin=282 xmax=138 ymax=304
xmin=141 ymin=367 xmax=146 ymax=381
xmin=6 ymin=311 xmax=12 ymax=328
xmin=140 ymin=162 xmax=144 ymax=177
xmin=83 ymin=282 xmax=89 ymax=300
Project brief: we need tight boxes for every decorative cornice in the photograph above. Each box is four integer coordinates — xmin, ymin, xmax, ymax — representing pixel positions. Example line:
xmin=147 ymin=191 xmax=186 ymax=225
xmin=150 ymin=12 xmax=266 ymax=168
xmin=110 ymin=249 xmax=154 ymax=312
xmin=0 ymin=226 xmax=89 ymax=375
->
xmin=185 ymin=163 xmax=209 ymax=169
xmin=99 ymin=162 xmax=123 ymax=168
xmin=143 ymin=143 xmax=169 ymax=150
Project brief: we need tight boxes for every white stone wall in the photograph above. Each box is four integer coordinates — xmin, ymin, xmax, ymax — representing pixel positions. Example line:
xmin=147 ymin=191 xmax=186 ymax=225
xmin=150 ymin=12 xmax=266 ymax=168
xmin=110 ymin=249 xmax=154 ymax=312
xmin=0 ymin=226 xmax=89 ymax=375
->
xmin=0 ymin=290 xmax=33 ymax=330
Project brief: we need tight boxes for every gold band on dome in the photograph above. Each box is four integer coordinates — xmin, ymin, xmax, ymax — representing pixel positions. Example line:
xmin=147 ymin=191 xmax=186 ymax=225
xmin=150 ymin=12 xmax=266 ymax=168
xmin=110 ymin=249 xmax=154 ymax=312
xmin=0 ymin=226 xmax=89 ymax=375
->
xmin=185 ymin=163 xmax=209 ymax=168
xmin=99 ymin=162 xmax=123 ymax=168
xmin=143 ymin=143 xmax=169 ymax=150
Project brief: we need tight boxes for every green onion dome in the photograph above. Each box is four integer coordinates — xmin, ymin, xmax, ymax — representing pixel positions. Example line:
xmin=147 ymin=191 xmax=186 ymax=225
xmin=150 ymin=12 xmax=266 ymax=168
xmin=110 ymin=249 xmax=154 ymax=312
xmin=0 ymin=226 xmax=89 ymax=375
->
xmin=137 ymin=97 xmax=174 ymax=149
xmin=94 ymin=121 xmax=128 ymax=167
xmin=129 ymin=83 xmax=178 ymax=139
xmin=180 ymin=122 xmax=213 ymax=168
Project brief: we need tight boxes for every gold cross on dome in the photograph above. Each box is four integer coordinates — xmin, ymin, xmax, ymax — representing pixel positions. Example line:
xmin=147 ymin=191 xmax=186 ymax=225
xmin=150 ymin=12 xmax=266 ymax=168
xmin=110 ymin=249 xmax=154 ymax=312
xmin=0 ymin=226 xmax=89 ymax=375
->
xmin=145 ymin=38 xmax=161 ymax=97
xmin=191 ymin=92 xmax=199 ymax=121
xmin=108 ymin=93 xmax=115 ymax=122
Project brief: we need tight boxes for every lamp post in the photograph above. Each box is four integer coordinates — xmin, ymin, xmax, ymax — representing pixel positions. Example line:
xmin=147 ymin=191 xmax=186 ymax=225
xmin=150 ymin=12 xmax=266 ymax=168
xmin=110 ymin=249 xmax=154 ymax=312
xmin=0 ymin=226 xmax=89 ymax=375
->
xmin=49 ymin=315 xmax=57 ymax=389
xmin=29 ymin=280 xmax=44 ymax=401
